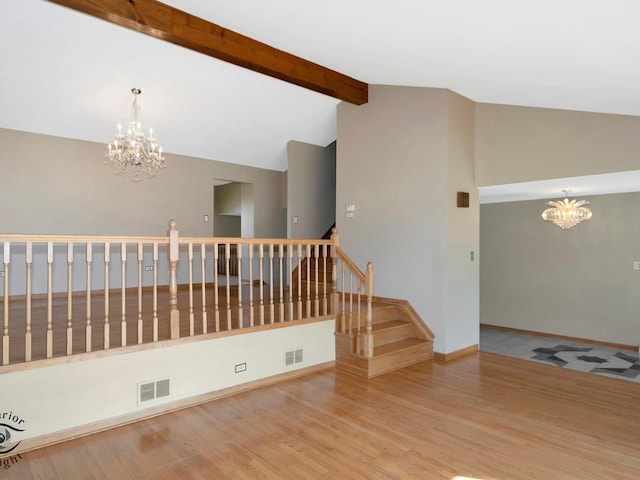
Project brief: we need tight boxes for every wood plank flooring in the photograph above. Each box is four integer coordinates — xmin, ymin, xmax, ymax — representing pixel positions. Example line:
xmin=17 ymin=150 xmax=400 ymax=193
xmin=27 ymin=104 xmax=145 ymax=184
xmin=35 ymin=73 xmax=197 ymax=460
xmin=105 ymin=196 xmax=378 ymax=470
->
xmin=5 ymin=352 xmax=640 ymax=479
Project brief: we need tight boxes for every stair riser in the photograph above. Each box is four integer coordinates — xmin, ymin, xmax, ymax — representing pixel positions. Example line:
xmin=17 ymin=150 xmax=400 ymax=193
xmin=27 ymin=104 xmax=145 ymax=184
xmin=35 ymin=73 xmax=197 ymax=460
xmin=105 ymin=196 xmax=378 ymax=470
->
xmin=367 ymin=343 xmax=433 ymax=378
xmin=294 ymin=282 xmax=332 ymax=295
xmin=373 ymin=323 xmax=415 ymax=347
xmin=336 ymin=342 xmax=433 ymax=379
xmin=371 ymin=306 xmax=400 ymax=324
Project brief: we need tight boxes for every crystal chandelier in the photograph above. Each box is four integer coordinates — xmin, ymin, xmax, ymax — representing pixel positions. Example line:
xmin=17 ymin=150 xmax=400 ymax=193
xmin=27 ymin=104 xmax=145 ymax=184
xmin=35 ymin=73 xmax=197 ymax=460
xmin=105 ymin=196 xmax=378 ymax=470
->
xmin=541 ymin=190 xmax=593 ymax=229
xmin=105 ymin=88 xmax=165 ymax=183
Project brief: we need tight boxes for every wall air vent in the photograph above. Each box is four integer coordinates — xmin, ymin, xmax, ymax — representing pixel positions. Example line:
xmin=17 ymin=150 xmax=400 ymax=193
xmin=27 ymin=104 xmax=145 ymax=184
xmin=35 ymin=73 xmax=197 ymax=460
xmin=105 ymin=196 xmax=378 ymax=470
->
xmin=285 ymin=348 xmax=303 ymax=366
xmin=138 ymin=378 xmax=171 ymax=404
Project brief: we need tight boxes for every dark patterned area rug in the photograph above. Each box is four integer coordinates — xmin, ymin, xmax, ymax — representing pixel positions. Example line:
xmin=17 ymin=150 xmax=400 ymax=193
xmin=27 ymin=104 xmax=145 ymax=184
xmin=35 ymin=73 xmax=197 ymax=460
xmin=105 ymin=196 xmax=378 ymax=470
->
xmin=480 ymin=327 xmax=640 ymax=383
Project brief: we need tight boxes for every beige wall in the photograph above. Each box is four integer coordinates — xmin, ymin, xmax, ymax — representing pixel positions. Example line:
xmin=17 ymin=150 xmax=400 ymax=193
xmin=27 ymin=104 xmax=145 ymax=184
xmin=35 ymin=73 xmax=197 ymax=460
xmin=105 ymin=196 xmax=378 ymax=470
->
xmin=445 ymin=91 xmax=480 ymax=353
xmin=0 ymin=128 xmax=286 ymax=237
xmin=476 ymin=103 xmax=640 ymax=186
xmin=287 ymin=140 xmax=336 ymax=239
xmin=336 ymin=85 xmax=479 ymax=354
xmin=480 ymin=192 xmax=640 ymax=346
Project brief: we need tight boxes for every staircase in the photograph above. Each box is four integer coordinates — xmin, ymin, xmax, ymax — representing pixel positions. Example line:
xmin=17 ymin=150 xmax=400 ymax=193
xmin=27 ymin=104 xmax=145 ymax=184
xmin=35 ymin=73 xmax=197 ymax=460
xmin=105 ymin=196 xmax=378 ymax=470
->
xmin=290 ymin=227 xmax=435 ymax=379
xmin=334 ymin=298 xmax=434 ymax=378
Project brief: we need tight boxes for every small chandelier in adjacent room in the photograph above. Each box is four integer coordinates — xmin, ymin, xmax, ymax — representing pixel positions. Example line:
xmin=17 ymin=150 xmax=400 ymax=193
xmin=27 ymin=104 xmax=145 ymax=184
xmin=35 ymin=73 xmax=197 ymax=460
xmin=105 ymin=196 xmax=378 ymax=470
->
xmin=105 ymin=88 xmax=166 ymax=183
xmin=541 ymin=189 xmax=593 ymax=229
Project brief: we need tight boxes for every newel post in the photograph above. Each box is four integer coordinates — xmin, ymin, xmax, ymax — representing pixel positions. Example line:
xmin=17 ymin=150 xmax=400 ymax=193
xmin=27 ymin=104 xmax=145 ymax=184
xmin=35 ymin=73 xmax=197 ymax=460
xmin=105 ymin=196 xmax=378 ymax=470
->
xmin=330 ymin=227 xmax=339 ymax=320
xmin=363 ymin=262 xmax=375 ymax=359
xmin=168 ymin=219 xmax=180 ymax=339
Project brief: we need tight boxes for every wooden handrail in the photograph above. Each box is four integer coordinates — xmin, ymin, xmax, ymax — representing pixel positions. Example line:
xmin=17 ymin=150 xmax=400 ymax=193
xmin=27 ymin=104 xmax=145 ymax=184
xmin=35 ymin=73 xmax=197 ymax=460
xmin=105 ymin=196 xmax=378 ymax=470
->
xmin=0 ymin=234 xmax=168 ymax=243
xmin=334 ymin=246 xmax=366 ymax=284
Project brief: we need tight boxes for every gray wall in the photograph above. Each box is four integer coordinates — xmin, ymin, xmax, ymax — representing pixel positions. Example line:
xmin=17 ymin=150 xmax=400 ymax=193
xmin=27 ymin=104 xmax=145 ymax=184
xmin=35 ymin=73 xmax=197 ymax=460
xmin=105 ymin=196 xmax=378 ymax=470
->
xmin=480 ymin=192 xmax=640 ymax=346
xmin=476 ymin=103 xmax=640 ymax=186
xmin=0 ymin=128 xmax=286 ymax=237
xmin=336 ymin=85 xmax=479 ymax=354
xmin=287 ymin=140 xmax=336 ymax=239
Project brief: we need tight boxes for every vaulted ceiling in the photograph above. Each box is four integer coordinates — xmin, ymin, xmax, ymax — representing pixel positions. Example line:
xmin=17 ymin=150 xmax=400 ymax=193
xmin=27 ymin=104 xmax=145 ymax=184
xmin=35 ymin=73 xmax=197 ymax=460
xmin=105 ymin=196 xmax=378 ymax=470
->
xmin=2 ymin=1 xmax=640 ymax=192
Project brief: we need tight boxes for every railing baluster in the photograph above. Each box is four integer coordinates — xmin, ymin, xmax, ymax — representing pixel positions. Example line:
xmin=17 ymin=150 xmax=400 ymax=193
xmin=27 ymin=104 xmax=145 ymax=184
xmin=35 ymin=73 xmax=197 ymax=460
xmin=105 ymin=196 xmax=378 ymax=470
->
xmin=104 ymin=242 xmax=110 ymax=350
xmin=237 ymin=244 xmax=243 ymax=329
xmin=137 ymin=242 xmax=143 ymax=344
xmin=168 ymin=220 xmax=180 ymax=339
xmin=67 ymin=242 xmax=73 ymax=355
xmin=214 ymin=242 xmax=220 ymax=332
xmin=47 ymin=242 xmax=53 ymax=358
xmin=258 ymin=244 xmax=265 ymax=325
xmin=349 ymin=271 xmax=354 ymax=338
xmin=331 ymin=232 xmax=339 ymax=322
xmin=288 ymin=244 xmax=294 ymax=321
xmin=225 ymin=243 xmax=231 ymax=330
xmin=306 ymin=244 xmax=311 ymax=318
xmin=363 ymin=262 xmax=375 ymax=359
xmin=296 ymin=244 xmax=303 ymax=320
xmin=278 ymin=244 xmax=284 ymax=323
xmin=200 ymin=243 xmax=207 ymax=334
xmin=25 ymin=242 xmax=32 ymax=362
xmin=314 ymin=244 xmax=319 ymax=317
xmin=188 ymin=243 xmax=194 ymax=336
xmin=322 ymin=244 xmax=328 ymax=315
xmin=357 ymin=278 xmax=362 ymax=347
xmin=248 ymin=244 xmax=254 ymax=328
xmin=86 ymin=242 xmax=92 ymax=352
xmin=269 ymin=243 xmax=275 ymax=323
xmin=2 ymin=242 xmax=9 ymax=365
xmin=121 ymin=242 xmax=127 ymax=347
xmin=341 ymin=261 xmax=346 ymax=334
xmin=152 ymin=242 xmax=158 ymax=341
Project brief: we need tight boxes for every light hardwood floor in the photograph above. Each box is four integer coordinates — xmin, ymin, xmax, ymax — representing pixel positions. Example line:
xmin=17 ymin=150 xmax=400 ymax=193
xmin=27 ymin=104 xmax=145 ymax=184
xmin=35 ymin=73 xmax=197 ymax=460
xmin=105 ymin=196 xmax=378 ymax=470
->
xmin=5 ymin=352 xmax=640 ymax=479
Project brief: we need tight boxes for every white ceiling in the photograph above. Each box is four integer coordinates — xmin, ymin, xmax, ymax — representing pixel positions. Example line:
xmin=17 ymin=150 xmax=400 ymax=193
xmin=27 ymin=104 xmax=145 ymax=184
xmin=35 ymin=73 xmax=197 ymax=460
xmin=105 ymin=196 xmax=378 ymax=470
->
xmin=2 ymin=0 xmax=640 ymax=199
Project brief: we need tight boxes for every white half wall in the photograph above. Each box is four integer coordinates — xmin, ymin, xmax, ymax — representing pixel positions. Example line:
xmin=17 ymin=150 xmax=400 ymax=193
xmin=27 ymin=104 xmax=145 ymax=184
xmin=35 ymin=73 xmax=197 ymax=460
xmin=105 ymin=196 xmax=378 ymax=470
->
xmin=1 ymin=320 xmax=335 ymax=446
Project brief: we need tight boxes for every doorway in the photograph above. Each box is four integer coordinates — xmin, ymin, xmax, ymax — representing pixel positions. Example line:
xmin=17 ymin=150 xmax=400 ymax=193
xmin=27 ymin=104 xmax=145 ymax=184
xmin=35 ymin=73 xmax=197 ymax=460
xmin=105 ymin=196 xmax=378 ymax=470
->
xmin=212 ymin=179 xmax=254 ymax=238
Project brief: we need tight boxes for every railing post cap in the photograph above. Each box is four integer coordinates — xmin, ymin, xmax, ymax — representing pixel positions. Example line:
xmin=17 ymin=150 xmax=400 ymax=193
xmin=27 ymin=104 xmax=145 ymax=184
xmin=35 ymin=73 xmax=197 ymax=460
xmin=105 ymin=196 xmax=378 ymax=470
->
xmin=168 ymin=219 xmax=177 ymax=230
xmin=367 ymin=262 xmax=373 ymax=271
xmin=330 ymin=227 xmax=339 ymax=246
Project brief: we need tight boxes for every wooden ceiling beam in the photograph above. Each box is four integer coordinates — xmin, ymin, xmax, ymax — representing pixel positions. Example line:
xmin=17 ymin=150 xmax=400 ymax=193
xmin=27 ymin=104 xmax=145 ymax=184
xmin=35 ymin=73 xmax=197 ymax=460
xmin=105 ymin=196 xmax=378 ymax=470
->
xmin=45 ymin=0 xmax=368 ymax=105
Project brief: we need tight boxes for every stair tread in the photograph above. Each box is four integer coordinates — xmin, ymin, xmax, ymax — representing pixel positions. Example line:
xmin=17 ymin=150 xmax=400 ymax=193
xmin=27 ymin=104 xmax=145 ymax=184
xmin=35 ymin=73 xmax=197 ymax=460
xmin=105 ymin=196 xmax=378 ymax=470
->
xmin=373 ymin=338 xmax=429 ymax=356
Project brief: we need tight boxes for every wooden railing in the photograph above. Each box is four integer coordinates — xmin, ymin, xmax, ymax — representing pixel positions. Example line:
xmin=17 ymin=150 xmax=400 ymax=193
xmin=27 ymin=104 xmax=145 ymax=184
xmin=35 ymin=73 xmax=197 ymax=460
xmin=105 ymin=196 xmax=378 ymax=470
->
xmin=331 ymin=229 xmax=374 ymax=358
xmin=0 ymin=220 xmax=375 ymax=367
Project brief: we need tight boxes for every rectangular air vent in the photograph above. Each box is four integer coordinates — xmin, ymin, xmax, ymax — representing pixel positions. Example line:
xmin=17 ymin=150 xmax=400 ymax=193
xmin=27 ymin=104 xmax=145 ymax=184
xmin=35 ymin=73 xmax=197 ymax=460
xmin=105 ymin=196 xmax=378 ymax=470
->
xmin=285 ymin=348 xmax=303 ymax=366
xmin=138 ymin=378 xmax=170 ymax=404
